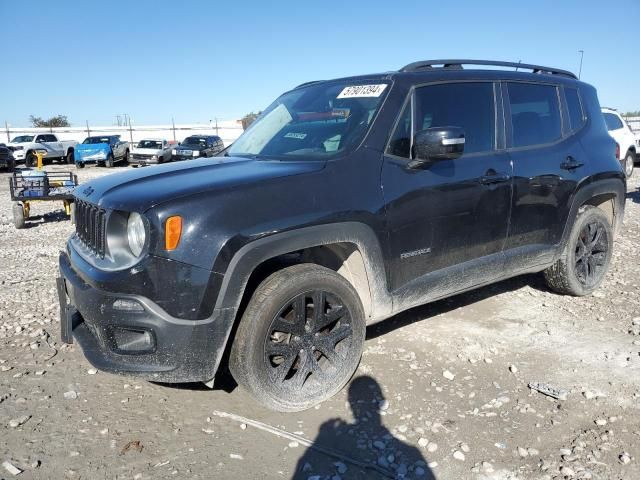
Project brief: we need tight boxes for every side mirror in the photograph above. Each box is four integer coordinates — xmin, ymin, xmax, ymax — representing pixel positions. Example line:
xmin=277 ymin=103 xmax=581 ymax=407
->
xmin=410 ymin=126 xmax=465 ymax=167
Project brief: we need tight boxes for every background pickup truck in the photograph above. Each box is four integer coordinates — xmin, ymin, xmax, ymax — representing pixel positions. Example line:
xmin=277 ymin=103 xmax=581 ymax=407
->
xmin=74 ymin=135 xmax=130 ymax=168
xmin=7 ymin=134 xmax=78 ymax=166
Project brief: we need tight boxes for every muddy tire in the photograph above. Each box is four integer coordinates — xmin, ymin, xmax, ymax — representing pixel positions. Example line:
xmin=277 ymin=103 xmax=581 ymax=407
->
xmin=229 ymin=264 xmax=366 ymax=412
xmin=544 ymin=205 xmax=613 ymax=296
xmin=12 ymin=203 xmax=26 ymax=229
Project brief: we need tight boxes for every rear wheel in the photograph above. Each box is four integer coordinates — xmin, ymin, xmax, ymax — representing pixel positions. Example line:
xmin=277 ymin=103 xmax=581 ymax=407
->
xmin=12 ymin=203 xmax=26 ymax=229
xmin=229 ymin=264 xmax=366 ymax=412
xmin=544 ymin=205 xmax=613 ymax=296
xmin=623 ymin=151 xmax=635 ymax=178
xmin=123 ymin=149 xmax=129 ymax=164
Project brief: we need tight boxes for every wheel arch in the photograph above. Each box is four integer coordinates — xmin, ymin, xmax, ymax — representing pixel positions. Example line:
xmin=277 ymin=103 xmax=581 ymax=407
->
xmin=214 ymin=222 xmax=392 ymax=322
xmin=558 ymin=177 xmax=625 ymax=255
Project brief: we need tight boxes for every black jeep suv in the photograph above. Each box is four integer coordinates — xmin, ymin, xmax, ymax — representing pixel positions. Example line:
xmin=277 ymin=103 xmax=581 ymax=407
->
xmin=57 ymin=60 xmax=625 ymax=411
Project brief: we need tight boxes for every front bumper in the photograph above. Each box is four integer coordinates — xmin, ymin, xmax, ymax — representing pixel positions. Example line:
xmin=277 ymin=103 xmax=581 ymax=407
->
xmin=12 ymin=150 xmax=25 ymax=161
xmin=129 ymin=156 xmax=159 ymax=166
xmin=57 ymin=251 xmax=233 ymax=382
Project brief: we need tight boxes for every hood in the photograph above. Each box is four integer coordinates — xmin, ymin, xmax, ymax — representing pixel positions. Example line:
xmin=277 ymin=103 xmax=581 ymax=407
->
xmin=131 ymin=147 xmax=163 ymax=155
xmin=74 ymin=156 xmax=326 ymax=212
xmin=76 ymin=143 xmax=110 ymax=155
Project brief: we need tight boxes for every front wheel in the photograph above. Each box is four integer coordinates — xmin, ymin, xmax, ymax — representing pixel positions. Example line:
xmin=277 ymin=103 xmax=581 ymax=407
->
xmin=229 ymin=264 xmax=366 ymax=412
xmin=544 ymin=205 xmax=613 ymax=296
xmin=66 ymin=150 xmax=74 ymax=164
xmin=623 ymin=151 xmax=635 ymax=178
xmin=25 ymin=152 xmax=36 ymax=168
xmin=105 ymin=154 xmax=114 ymax=168
xmin=12 ymin=203 xmax=26 ymax=229
xmin=76 ymin=162 xmax=85 ymax=169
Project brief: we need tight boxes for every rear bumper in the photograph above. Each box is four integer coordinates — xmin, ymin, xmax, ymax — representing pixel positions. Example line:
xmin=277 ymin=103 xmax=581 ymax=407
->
xmin=57 ymin=251 xmax=234 ymax=382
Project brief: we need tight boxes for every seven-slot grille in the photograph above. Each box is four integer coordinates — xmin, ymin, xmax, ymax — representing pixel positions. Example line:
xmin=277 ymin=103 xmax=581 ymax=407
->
xmin=74 ymin=200 xmax=107 ymax=258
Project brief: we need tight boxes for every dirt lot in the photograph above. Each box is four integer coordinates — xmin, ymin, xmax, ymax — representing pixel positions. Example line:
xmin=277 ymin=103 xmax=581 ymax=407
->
xmin=1 ymin=163 xmax=639 ymax=480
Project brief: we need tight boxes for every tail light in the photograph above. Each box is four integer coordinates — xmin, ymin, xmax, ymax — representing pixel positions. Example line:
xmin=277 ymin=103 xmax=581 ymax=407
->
xmin=615 ymin=143 xmax=620 ymax=160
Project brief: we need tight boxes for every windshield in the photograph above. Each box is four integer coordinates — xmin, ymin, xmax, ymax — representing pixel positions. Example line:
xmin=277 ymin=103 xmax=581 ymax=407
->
xmin=182 ymin=136 xmax=207 ymax=146
xmin=228 ymin=81 xmax=389 ymax=160
xmin=137 ymin=140 xmax=162 ymax=149
xmin=12 ymin=135 xmax=34 ymax=143
xmin=83 ymin=136 xmax=111 ymax=144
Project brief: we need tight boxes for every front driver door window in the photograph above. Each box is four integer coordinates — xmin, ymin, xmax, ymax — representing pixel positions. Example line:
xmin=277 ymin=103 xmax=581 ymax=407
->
xmin=382 ymin=82 xmax=512 ymax=295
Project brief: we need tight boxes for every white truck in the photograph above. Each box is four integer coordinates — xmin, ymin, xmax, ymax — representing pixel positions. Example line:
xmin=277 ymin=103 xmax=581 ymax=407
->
xmin=7 ymin=133 xmax=78 ymax=167
xmin=601 ymin=108 xmax=637 ymax=178
xmin=128 ymin=138 xmax=173 ymax=166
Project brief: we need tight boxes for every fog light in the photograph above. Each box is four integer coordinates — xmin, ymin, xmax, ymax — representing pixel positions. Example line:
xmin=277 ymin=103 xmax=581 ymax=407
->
xmin=113 ymin=328 xmax=154 ymax=353
xmin=113 ymin=299 xmax=144 ymax=312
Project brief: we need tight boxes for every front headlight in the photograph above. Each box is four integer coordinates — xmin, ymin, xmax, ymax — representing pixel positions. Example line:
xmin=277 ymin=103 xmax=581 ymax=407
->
xmin=172 ymin=149 xmax=177 ymax=155
xmin=192 ymin=151 xmax=200 ymax=157
xmin=127 ymin=212 xmax=146 ymax=257
xmin=151 ymin=155 xmax=158 ymax=160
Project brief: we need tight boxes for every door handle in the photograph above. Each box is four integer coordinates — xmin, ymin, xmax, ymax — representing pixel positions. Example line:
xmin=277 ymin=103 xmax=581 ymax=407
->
xmin=560 ymin=156 xmax=584 ymax=171
xmin=479 ymin=172 xmax=511 ymax=185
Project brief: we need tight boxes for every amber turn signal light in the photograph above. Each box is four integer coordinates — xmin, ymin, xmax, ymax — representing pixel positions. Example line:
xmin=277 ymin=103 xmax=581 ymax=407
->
xmin=165 ymin=216 xmax=182 ymax=251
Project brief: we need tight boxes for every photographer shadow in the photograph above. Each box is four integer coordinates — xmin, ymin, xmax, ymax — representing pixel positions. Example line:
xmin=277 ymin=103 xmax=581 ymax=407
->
xmin=293 ymin=375 xmax=434 ymax=479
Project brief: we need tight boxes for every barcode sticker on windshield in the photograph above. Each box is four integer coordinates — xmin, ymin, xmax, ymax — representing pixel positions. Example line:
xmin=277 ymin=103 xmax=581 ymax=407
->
xmin=337 ymin=84 xmax=387 ymax=98
xmin=284 ymin=132 xmax=307 ymax=139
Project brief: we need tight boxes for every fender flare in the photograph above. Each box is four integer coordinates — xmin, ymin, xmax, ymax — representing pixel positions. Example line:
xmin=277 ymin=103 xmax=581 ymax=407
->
xmin=213 ymin=222 xmax=393 ymax=320
xmin=557 ymin=177 xmax=625 ymax=257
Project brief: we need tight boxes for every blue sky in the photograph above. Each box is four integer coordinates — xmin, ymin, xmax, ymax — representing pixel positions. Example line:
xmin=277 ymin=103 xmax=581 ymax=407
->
xmin=2 ymin=0 xmax=639 ymax=126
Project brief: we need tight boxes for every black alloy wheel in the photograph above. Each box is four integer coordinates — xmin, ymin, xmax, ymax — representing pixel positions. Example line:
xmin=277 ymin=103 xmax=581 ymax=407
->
xmin=264 ymin=290 xmax=354 ymax=392
xmin=573 ymin=221 xmax=609 ymax=288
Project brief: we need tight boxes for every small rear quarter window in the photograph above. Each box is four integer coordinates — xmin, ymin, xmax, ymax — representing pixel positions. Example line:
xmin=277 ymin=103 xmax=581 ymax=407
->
xmin=565 ymin=87 xmax=586 ymax=131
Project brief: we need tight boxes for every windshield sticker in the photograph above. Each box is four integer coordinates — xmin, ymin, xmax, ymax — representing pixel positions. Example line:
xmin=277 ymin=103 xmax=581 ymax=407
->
xmin=337 ymin=84 xmax=387 ymax=99
xmin=284 ymin=132 xmax=307 ymax=139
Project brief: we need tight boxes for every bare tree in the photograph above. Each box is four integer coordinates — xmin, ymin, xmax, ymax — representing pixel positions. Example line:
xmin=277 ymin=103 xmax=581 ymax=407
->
xmin=29 ymin=115 xmax=71 ymax=128
xmin=241 ymin=112 xmax=261 ymax=130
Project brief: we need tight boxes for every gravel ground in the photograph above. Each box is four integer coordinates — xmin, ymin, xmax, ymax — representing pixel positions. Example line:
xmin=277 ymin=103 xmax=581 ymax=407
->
xmin=1 ymin=163 xmax=639 ymax=480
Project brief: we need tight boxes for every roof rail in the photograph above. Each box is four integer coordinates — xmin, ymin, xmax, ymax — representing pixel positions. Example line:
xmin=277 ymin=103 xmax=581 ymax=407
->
xmin=294 ymin=80 xmax=324 ymax=89
xmin=399 ymin=59 xmax=577 ymax=79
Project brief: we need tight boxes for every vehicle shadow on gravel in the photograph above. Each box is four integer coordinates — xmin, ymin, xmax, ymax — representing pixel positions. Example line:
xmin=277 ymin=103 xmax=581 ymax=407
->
xmin=292 ymin=375 xmax=434 ymax=480
xmin=368 ymin=273 xmax=547 ymax=340
xmin=625 ymin=187 xmax=640 ymax=204
xmin=22 ymin=210 xmax=72 ymax=228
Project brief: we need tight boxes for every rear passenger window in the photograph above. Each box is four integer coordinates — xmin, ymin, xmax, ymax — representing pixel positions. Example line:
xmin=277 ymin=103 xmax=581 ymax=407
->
xmin=507 ymin=83 xmax=562 ymax=148
xmin=386 ymin=100 xmax=412 ymax=158
xmin=414 ymin=82 xmax=495 ymax=154
xmin=565 ymin=88 xmax=585 ymax=131
xmin=603 ymin=113 xmax=623 ymax=131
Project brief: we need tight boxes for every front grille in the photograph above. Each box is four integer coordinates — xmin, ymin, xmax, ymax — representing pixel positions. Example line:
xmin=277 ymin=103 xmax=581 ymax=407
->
xmin=132 ymin=154 xmax=152 ymax=160
xmin=75 ymin=200 xmax=107 ymax=258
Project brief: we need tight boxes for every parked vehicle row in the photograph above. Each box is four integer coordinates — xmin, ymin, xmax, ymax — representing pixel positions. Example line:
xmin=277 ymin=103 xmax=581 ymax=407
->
xmin=4 ymin=134 xmax=225 ymax=169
